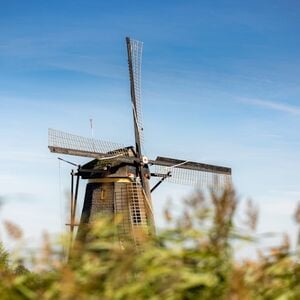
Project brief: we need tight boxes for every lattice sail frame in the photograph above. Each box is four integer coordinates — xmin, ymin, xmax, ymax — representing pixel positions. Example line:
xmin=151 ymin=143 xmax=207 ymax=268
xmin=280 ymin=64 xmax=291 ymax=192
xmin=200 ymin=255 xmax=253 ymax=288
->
xmin=154 ymin=165 xmax=231 ymax=189
xmin=48 ymin=128 xmax=130 ymax=158
xmin=152 ymin=156 xmax=232 ymax=189
xmin=127 ymin=182 xmax=154 ymax=246
xmin=127 ymin=38 xmax=144 ymax=145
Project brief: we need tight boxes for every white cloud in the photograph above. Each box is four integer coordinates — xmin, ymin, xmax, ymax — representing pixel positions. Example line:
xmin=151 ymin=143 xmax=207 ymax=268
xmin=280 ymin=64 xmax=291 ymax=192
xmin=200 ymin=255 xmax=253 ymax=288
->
xmin=239 ymin=98 xmax=300 ymax=115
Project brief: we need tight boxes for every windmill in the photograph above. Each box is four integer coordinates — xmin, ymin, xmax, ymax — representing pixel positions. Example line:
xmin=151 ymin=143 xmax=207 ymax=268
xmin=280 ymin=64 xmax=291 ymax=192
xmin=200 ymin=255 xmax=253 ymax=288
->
xmin=48 ymin=37 xmax=232 ymax=247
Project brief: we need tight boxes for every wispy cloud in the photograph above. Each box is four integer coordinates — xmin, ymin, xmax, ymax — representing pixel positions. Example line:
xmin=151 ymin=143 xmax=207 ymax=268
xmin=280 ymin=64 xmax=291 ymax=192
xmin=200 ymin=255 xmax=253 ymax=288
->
xmin=239 ymin=98 xmax=300 ymax=115
xmin=0 ymin=192 xmax=37 ymax=203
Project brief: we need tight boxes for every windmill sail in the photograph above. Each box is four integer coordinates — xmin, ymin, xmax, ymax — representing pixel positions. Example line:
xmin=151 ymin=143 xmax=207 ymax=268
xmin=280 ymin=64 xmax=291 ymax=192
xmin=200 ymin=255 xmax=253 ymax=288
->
xmin=151 ymin=156 xmax=232 ymax=189
xmin=126 ymin=36 xmax=151 ymax=195
xmin=126 ymin=37 xmax=144 ymax=156
xmin=48 ymin=128 xmax=131 ymax=159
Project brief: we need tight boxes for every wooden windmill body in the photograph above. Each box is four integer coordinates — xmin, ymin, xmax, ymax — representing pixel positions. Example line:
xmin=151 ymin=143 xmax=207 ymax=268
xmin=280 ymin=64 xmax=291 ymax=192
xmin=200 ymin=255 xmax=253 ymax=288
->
xmin=48 ymin=37 xmax=232 ymax=247
xmin=78 ymin=152 xmax=154 ymax=246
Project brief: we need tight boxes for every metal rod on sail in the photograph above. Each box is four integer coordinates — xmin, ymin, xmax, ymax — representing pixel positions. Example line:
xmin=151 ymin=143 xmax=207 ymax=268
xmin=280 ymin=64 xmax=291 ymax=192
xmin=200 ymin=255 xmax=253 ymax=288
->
xmin=150 ymin=171 xmax=171 ymax=193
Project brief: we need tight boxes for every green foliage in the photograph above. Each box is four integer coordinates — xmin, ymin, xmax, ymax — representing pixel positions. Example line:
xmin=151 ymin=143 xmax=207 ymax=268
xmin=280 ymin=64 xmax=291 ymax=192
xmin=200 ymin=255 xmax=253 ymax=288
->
xmin=1 ymin=188 xmax=300 ymax=299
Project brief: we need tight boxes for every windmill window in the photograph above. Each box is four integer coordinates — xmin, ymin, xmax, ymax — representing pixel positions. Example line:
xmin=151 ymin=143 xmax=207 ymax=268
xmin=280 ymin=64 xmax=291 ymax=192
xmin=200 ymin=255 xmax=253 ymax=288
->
xmin=94 ymin=188 xmax=106 ymax=201
xmin=100 ymin=189 xmax=106 ymax=201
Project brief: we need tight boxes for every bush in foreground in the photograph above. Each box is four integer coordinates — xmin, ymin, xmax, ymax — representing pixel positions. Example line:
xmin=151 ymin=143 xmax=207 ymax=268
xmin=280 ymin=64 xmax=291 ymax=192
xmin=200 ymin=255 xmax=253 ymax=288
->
xmin=1 ymin=188 xmax=300 ymax=299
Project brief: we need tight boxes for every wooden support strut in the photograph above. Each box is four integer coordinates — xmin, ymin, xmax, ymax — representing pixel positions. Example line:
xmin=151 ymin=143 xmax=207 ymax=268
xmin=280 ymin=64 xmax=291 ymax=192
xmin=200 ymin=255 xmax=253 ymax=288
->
xmin=73 ymin=171 xmax=80 ymax=224
xmin=68 ymin=168 xmax=80 ymax=239
xmin=70 ymin=170 xmax=74 ymax=234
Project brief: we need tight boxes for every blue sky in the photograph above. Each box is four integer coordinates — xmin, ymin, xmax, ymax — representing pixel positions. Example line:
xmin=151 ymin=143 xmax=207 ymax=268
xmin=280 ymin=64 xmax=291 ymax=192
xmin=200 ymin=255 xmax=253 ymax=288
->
xmin=1 ymin=0 xmax=300 ymax=253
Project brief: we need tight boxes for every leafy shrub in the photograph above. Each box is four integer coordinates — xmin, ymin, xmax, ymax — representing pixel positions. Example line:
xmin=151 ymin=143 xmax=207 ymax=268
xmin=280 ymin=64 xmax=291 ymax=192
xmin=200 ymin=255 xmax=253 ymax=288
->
xmin=1 ymin=187 xmax=300 ymax=299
